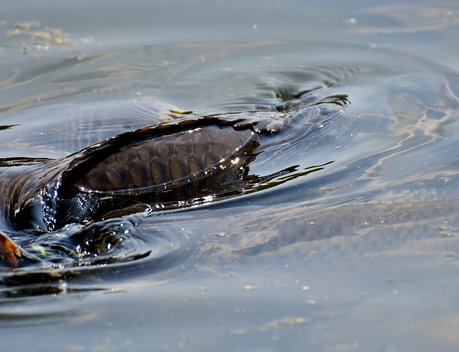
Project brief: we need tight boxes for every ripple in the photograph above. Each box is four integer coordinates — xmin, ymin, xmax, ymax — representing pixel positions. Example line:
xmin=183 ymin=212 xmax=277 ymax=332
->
xmin=0 ymin=36 xmax=458 ymax=300
xmin=0 ymin=212 xmax=194 ymax=292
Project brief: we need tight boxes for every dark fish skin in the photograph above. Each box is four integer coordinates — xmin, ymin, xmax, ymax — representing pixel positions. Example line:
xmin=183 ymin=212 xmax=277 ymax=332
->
xmin=0 ymin=116 xmax=263 ymax=232
xmin=0 ymin=170 xmax=42 ymax=230
xmin=66 ymin=119 xmax=258 ymax=195
xmin=0 ymin=93 xmax=351 ymax=234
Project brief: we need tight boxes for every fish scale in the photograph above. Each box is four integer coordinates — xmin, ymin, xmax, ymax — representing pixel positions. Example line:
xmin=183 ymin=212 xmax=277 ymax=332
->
xmin=67 ymin=120 xmax=258 ymax=196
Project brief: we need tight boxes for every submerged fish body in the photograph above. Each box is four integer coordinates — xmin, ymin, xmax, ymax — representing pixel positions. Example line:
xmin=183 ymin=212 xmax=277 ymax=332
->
xmin=0 ymin=73 xmax=456 ymax=271
xmin=0 ymin=91 xmax=354 ymax=267
xmin=45 ymin=116 xmax=263 ymax=230
xmin=3 ymin=117 xmax=259 ymax=232
xmin=0 ymin=115 xmax=267 ymax=266
xmin=2 ymin=91 xmax=354 ymax=235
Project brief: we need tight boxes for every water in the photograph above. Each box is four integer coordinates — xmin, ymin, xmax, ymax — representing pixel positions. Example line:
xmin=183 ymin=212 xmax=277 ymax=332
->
xmin=1 ymin=0 xmax=459 ymax=351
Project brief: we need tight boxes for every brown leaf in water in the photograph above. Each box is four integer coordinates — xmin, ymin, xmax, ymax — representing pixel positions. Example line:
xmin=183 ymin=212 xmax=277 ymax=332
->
xmin=0 ymin=231 xmax=21 ymax=268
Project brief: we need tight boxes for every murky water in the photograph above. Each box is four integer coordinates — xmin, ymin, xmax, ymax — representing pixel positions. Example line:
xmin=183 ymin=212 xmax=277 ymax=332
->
xmin=1 ymin=0 xmax=459 ymax=351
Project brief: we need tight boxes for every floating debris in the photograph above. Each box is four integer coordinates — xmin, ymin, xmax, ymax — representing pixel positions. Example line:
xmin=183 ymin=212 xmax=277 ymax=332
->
xmin=258 ymin=316 xmax=309 ymax=332
xmin=438 ymin=222 xmax=457 ymax=237
xmin=0 ymin=231 xmax=21 ymax=267
xmin=243 ymin=283 xmax=257 ymax=291
xmin=4 ymin=20 xmax=73 ymax=55
xmin=14 ymin=20 xmax=41 ymax=31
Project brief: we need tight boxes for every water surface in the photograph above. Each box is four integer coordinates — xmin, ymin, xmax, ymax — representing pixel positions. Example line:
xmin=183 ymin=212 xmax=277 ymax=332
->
xmin=1 ymin=0 xmax=459 ymax=351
